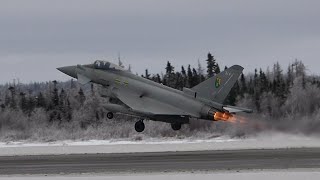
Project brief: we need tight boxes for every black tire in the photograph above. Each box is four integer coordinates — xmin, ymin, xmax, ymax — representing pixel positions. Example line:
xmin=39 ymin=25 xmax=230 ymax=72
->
xmin=135 ymin=121 xmax=145 ymax=133
xmin=107 ymin=112 xmax=114 ymax=119
xmin=171 ymin=123 xmax=182 ymax=131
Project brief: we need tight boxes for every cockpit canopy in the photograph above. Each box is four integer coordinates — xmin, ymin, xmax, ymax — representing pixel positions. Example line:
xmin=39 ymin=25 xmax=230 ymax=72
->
xmin=93 ymin=60 xmax=124 ymax=71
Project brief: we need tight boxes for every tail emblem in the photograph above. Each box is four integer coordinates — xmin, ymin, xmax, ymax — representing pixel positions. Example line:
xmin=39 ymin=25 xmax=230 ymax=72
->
xmin=215 ymin=77 xmax=221 ymax=88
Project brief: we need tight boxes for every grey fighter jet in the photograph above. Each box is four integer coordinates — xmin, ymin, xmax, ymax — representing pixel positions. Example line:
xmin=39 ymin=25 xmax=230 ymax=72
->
xmin=58 ymin=60 xmax=252 ymax=132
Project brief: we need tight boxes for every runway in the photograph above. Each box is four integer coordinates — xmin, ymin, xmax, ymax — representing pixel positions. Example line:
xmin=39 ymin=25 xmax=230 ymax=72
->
xmin=0 ymin=148 xmax=320 ymax=175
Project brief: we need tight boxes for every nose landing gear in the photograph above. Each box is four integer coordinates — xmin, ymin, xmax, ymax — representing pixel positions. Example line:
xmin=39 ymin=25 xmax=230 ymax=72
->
xmin=107 ymin=112 xmax=114 ymax=119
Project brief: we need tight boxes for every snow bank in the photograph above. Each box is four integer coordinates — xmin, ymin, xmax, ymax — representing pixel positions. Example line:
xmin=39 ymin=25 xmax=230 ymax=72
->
xmin=0 ymin=133 xmax=320 ymax=156
xmin=1 ymin=170 xmax=320 ymax=180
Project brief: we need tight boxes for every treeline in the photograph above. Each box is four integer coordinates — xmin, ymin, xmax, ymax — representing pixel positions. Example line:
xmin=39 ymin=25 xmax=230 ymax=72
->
xmin=0 ymin=79 xmax=107 ymax=128
xmin=1 ymin=53 xmax=320 ymax=121
xmin=142 ymin=53 xmax=219 ymax=89
xmin=143 ymin=54 xmax=320 ymax=118
xmin=1 ymin=53 xmax=320 ymax=140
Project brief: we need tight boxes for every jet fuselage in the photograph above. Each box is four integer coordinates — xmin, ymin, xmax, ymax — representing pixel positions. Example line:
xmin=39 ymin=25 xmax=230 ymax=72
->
xmin=77 ymin=64 xmax=217 ymax=121
xmin=58 ymin=60 xmax=251 ymax=132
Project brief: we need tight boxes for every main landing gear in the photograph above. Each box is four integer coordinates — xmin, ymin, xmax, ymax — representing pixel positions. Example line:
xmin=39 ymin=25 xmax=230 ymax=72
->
xmin=134 ymin=121 xmax=182 ymax=133
xmin=106 ymin=113 xmax=182 ymax=133
xmin=171 ymin=123 xmax=182 ymax=131
xmin=135 ymin=120 xmax=145 ymax=133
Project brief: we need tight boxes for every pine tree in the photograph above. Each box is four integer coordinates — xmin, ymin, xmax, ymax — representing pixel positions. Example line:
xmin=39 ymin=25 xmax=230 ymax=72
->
xmin=206 ymin=52 xmax=218 ymax=78
xmin=181 ymin=66 xmax=187 ymax=87
xmin=144 ymin=69 xmax=151 ymax=79
xmin=19 ymin=92 xmax=28 ymax=113
xmin=165 ymin=61 xmax=174 ymax=74
xmin=253 ymin=69 xmax=261 ymax=112
xmin=78 ymin=88 xmax=86 ymax=106
xmin=58 ymin=89 xmax=70 ymax=122
xmin=259 ymin=68 xmax=269 ymax=93
xmin=66 ymin=98 xmax=72 ymax=121
xmin=239 ymin=73 xmax=247 ymax=97
xmin=181 ymin=66 xmax=186 ymax=77
xmin=287 ymin=64 xmax=294 ymax=87
xmin=302 ymin=73 xmax=306 ymax=89
xmin=8 ymin=86 xmax=17 ymax=109
xmin=165 ymin=61 xmax=175 ymax=88
xmin=36 ymin=92 xmax=46 ymax=108
xmin=272 ymin=62 xmax=286 ymax=105
xmin=27 ymin=95 xmax=36 ymax=116
xmin=52 ymin=88 xmax=59 ymax=107
xmin=293 ymin=59 xmax=306 ymax=77
xmin=187 ymin=65 xmax=193 ymax=88
xmin=59 ymin=89 xmax=66 ymax=106
xmin=175 ymin=72 xmax=184 ymax=90
xmin=192 ymin=68 xmax=200 ymax=86
xmin=157 ymin=74 xmax=162 ymax=83
xmin=216 ymin=63 xmax=221 ymax=74
xmin=50 ymin=80 xmax=59 ymax=108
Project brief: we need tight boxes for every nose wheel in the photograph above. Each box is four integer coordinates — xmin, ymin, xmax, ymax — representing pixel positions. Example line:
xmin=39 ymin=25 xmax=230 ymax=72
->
xmin=107 ymin=112 xmax=114 ymax=119
xmin=135 ymin=120 xmax=145 ymax=133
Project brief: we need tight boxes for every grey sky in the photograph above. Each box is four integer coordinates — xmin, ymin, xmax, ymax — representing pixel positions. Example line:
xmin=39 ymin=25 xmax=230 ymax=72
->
xmin=0 ymin=0 xmax=320 ymax=83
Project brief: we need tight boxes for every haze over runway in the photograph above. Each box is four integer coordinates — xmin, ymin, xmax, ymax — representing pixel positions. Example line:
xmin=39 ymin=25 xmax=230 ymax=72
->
xmin=1 ymin=0 xmax=320 ymax=83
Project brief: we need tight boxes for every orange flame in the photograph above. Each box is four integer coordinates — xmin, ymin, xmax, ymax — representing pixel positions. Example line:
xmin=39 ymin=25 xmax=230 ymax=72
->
xmin=214 ymin=112 xmax=247 ymax=124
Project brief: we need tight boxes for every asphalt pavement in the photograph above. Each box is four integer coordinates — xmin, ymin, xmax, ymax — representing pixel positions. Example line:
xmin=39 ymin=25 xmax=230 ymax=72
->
xmin=0 ymin=148 xmax=320 ymax=175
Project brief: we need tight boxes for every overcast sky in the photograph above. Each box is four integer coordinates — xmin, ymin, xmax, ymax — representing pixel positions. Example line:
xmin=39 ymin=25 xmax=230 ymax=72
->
xmin=0 ymin=0 xmax=319 ymax=83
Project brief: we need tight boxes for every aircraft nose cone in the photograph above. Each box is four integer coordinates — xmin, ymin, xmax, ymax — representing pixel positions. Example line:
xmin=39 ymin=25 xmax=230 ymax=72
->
xmin=57 ymin=66 xmax=77 ymax=79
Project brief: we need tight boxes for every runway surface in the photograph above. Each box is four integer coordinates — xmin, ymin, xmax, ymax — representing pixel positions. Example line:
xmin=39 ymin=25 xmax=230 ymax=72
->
xmin=0 ymin=148 xmax=320 ymax=175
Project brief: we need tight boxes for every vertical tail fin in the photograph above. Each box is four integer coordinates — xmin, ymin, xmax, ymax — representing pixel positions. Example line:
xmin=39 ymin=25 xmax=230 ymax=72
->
xmin=192 ymin=65 xmax=244 ymax=104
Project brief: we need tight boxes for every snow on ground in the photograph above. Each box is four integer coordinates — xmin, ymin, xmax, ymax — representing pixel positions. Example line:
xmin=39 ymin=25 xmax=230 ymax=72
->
xmin=0 ymin=132 xmax=320 ymax=156
xmin=1 ymin=170 xmax=320 ymax=180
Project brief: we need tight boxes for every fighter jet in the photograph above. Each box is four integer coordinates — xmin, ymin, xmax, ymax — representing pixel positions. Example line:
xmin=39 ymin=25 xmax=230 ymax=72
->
xmin=57 ymin=60 xmax=252 ymax=132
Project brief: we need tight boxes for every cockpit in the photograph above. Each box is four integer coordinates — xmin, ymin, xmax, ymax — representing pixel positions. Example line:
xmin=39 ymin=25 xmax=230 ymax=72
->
xmin=93 ymin=60 xmax=124 ymax=71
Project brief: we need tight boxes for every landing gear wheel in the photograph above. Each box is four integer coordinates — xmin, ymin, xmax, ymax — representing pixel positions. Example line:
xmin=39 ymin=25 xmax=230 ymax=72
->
xmin=171 ymin=123 xmax=182 ymax=131
xmin=107 ymin=112 xmax=114 ymax=119
xmin=135 ymin=121 xmax=145 ymax=133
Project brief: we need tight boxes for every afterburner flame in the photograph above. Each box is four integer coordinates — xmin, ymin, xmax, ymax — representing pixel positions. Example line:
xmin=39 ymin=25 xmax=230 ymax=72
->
xmin=214 ymin=112 xmax=247 ymax=124
xmin=214 ymin=112 xmax=233 ymax=121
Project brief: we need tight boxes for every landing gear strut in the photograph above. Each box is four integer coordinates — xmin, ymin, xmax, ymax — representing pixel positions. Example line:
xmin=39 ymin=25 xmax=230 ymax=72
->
xmin=135 ymin=120 xmax=145 ymax=133
xmin=107 ymin=112 xmax=114 ymax=119
xmin=171 ymin=123 xmax=182 ymax=131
